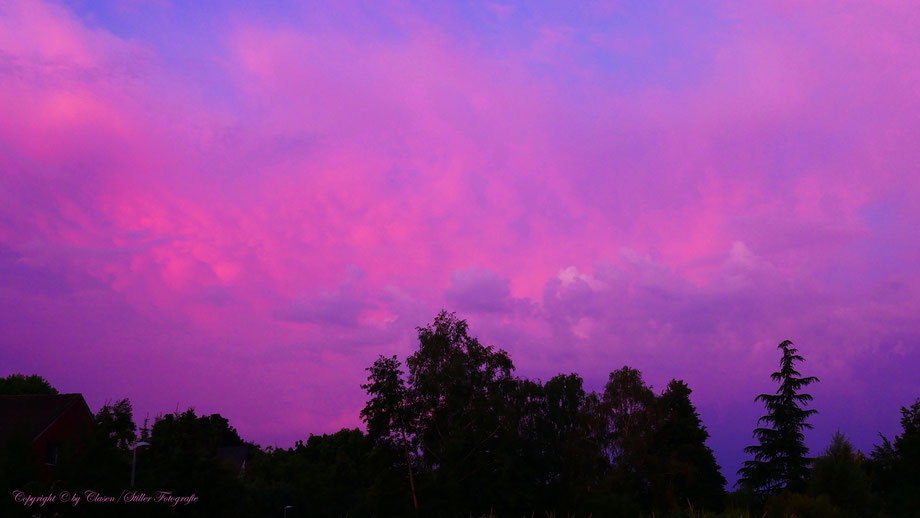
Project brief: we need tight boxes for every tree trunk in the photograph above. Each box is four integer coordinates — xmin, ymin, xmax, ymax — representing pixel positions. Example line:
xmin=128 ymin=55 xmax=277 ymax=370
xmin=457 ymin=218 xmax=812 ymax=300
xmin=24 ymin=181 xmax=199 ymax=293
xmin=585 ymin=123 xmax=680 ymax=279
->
xmin=402 ymin=429 xmax=419 ymax=510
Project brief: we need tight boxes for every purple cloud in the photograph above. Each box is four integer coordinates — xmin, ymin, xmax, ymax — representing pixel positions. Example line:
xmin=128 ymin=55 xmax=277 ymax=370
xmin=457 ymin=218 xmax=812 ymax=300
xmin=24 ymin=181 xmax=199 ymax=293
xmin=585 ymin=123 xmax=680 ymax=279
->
xmin=445 ymin=266 xmax=512 ymax=313
xmin=1 ymin=0 xmax=919 ymax=483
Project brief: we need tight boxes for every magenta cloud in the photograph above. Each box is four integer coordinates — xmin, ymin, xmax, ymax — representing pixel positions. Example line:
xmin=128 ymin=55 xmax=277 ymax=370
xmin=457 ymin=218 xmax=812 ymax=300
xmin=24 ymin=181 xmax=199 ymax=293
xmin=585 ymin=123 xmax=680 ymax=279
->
xmin=1 ymin=0 xmax=919 ymax=480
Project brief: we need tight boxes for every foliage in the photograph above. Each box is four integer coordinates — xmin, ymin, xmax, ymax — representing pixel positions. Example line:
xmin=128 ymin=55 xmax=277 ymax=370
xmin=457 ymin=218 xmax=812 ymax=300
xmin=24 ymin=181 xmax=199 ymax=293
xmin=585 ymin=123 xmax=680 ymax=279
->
xmin=650 ymin=379 xmax=727 ymax=514
xmin=603 ymin=366 xmax=656 ymax=465
xmin=246 ymin=429 xmax=399 ymax=518
xmin=60 ymin=398 xmax=137 ymax=490
xmin=739 ymin=340 xmax=819 ymax=494
xmin=140 ymin=408 xmax=257 ymax=516
xmin=599 ymin=366 xmax=657 ymax=512
xmin=406 ymin=311 xmax=518 ymax=515
xmin=808 ymin=431 xmax=873 ymax=517
xmin=21 ymin=318 xmax=920 ymax=517
xmin=357 ymin=313 xmax=729 ymax=516
xmin=869 ymin=397 xmax=920 ymax=517
xmin=360 ymin=354 xmax=420 ymax=511
xmin=526 ymin=373 xmax=608 ymax=511
xmin=95 ymin=398 xmax=138 ymax=450
xmin=0 ymin=373 xmax=58 ymax=394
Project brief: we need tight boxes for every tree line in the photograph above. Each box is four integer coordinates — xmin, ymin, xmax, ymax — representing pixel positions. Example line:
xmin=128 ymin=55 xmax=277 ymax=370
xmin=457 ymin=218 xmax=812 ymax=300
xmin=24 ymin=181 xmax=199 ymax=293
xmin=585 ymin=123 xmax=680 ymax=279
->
xmin=1 ymin=311 xmax=918 ymax=517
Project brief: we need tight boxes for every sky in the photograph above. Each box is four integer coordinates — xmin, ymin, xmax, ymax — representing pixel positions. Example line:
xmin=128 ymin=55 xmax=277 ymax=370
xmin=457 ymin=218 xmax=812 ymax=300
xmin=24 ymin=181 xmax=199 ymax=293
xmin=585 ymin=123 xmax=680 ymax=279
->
xmin=2 ymin=0 xmax=919 ymax=484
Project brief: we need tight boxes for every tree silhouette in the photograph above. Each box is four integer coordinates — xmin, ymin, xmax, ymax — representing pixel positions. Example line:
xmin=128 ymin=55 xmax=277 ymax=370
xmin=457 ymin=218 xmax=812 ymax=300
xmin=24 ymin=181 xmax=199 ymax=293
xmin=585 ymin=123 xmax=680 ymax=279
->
xmin=739 ymin=340 xmax=819 ymax=494
xmin=360 ymin=354 xmax=419 ymax=510
xmin=650 ymin=379 xmax=726 ymax=513
xmin=603 ymin=366 xmax=656 ymax=465
xmin=405 ymin=311 xmax=517 ymax=516
xmin=62 ymin=398 xmax=138 ymax=491
xmin=598 ymin=366 xmax=657 ymax=514
xmin=870 ymin=397 xmax=920 ymax=516
xmin=0 ymin=373 xmax=57 ymax=394
xmin=535 ymin=373 xmax=607 ymax=509
xmin=95 ymin=398 xmax=137 ymax=450
xmin=809 ymin=431 xmax=873 ymax=517
xmin=143 ymin=409 xmax=255 ymax=516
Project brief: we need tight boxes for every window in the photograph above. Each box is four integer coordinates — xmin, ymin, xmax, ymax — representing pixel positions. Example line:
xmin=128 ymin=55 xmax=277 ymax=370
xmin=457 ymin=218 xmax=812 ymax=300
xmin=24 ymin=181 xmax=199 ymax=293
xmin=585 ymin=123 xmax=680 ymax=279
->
xmin=45 ymin=443 xmax=60 ymax=466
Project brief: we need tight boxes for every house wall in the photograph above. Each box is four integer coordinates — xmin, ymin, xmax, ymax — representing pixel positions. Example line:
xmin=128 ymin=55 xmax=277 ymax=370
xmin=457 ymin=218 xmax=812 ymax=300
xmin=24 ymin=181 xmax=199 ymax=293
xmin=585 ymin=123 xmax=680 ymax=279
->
xmin=32 ymin=399 xmax=94 ymax=478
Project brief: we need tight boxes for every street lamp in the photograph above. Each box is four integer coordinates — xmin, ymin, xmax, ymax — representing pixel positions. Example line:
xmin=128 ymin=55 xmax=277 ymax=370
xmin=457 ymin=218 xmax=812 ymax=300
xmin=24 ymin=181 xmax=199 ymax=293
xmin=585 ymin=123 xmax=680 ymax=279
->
xmin=284 ymin=505 xmax=293 ymax=518
xmin=131 ymin=441 xmax=150 ymax=487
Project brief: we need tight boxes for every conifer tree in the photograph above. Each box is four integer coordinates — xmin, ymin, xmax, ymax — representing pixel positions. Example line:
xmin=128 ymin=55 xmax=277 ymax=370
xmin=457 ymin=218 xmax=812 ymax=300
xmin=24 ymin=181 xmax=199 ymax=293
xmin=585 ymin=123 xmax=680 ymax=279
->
xmin=739 ymin=340 xmax=819 ymax=494
xmin=652 ymin=380 xmax=727 ymax=512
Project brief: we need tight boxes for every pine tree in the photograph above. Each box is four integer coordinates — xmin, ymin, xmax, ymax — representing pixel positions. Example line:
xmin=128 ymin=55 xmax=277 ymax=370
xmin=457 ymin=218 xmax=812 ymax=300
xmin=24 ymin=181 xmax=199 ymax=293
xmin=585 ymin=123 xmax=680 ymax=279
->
xmin=739 ymin=340 xmax=819 ymax=494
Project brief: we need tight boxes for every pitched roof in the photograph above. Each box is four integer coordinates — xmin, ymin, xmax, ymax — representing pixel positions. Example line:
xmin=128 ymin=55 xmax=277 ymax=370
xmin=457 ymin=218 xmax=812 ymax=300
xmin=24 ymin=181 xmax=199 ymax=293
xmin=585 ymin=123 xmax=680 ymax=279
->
xmin=0 ymin=394 xmax=91 ymax=445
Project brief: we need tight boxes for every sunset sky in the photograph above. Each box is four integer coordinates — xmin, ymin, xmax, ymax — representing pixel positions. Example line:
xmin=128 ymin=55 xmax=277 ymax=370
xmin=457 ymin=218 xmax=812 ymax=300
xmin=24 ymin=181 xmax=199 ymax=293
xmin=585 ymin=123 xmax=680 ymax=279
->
xmin=2 ymin=0 xmax=919 ymax=482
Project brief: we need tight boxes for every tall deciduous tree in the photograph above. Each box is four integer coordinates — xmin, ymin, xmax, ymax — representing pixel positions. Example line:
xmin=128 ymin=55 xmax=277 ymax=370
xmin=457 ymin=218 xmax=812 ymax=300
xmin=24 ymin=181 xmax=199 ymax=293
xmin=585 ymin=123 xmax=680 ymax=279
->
xmin=739 ymin=340 xmax=819 ymax=494
xmin=599 ymin=366 xmax=657 ymax=513
xmin=360 ymin=355 xmax=419 ymax=510
xmin=542 ymin=373 xmax=607 ymax=497
xmin=603 ymin=366 xmax=656 ymax=467
xmin=406 ymin=311 xmax=516 ymax=515
xmin=95 ymin=398 xmax=138 ymax=450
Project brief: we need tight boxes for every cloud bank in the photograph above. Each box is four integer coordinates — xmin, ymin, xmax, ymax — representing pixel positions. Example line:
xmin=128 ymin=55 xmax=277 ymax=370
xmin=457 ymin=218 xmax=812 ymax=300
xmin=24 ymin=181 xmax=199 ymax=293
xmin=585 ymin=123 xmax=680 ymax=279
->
xmin=1 ymin=0 xmax=919 ymax=479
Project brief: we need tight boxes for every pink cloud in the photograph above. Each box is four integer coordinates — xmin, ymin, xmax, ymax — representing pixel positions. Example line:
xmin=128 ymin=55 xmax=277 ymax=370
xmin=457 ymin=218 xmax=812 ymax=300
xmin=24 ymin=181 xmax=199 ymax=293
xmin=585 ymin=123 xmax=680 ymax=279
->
xmin=2 ymin=0 xmax=919 ymax=482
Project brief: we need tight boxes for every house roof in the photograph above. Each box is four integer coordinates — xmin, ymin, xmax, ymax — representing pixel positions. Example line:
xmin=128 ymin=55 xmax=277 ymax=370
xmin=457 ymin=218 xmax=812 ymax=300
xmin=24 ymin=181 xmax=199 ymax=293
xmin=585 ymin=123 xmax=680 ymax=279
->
xmin=0 ymin=394 xmax=92 ymax=445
